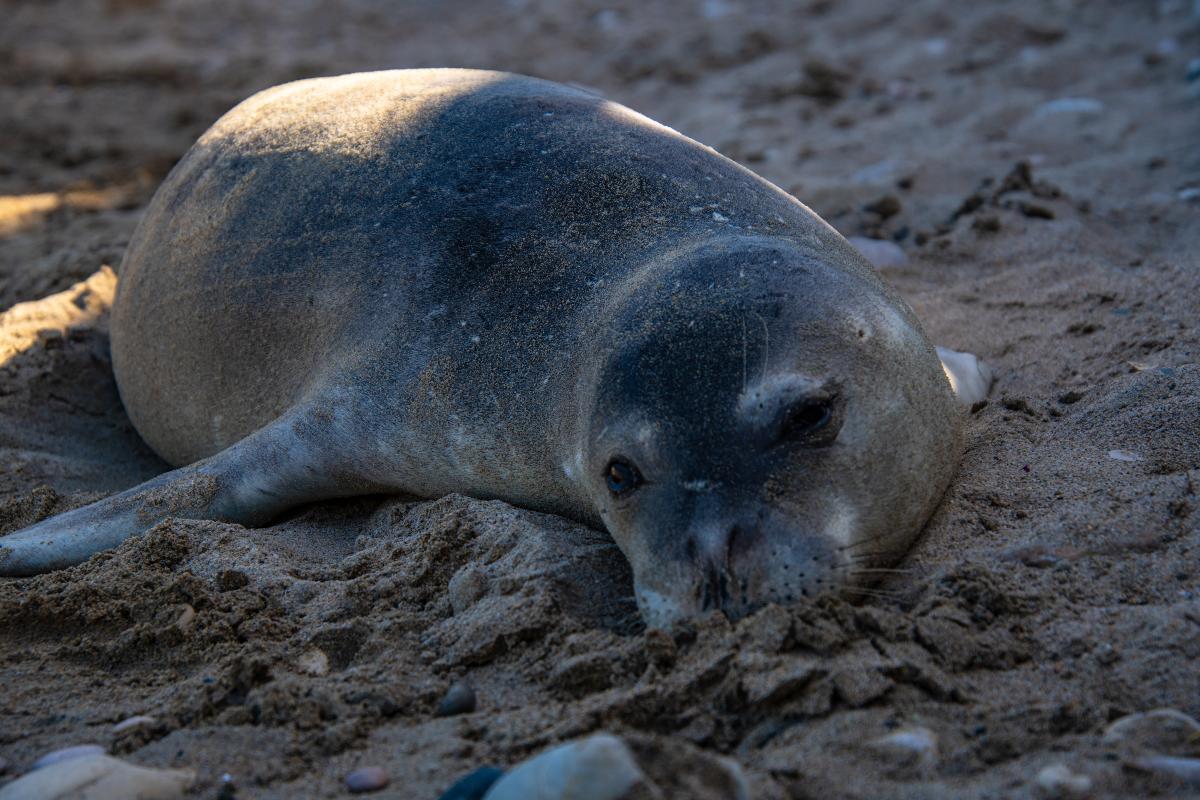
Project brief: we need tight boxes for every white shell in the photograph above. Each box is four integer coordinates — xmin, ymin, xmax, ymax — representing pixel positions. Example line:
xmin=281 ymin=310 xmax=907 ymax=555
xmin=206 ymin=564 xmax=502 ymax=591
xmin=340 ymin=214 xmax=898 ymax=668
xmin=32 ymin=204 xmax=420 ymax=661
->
xmin=937 ymin=347 xmax=994 ymax=407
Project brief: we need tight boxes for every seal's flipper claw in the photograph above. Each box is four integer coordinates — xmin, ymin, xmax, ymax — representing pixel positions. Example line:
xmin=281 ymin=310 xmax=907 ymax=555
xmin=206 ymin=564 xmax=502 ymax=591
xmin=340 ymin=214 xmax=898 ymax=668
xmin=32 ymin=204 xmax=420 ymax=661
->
xmin=936 ymin=346 xmax=994 ymax=408
xmin=0 ymin=405 xmax=372 ymax=577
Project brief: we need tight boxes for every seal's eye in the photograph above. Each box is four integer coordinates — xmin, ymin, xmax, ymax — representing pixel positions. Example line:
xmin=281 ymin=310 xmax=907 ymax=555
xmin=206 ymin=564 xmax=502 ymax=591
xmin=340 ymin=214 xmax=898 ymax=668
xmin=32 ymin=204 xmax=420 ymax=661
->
xmin=780 ymin=397 xmax=839 ymax=446
xmin=605 ymin=459 xmax=643 ymax=497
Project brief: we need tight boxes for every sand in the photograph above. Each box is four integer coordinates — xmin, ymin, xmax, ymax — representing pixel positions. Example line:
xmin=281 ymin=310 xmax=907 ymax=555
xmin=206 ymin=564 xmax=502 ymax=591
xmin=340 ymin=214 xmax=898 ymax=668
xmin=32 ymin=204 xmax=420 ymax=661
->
xmin=1 ymin=1 xmax=1198 ymax=797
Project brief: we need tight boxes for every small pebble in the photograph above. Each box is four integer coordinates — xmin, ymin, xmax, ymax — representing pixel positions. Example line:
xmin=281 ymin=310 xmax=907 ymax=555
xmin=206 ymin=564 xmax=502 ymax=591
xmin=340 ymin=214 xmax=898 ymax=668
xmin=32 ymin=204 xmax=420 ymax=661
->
xmin=1107 ymin=449 xmax=1143 ymax=462
xmin=922 ymin=38 xmax=948 ymax=57
xmin=847 ymin=236 xmax=908 ymax=269
xmin=1035 ymin=763 xmax=1092 ymax=799
xmin=31 ymin=744 xmax=106 ymax=771
xmin=437 ymin=766 xmax=505 ymax=800
xmin=1179 ymin=187 xmax=1200 ymax=203
xmin=1133 ymin=754 xmax=1200 ymax=785
xmin=436 ymin=681 xmax=477 ymax=717
xmin=1033 ymin=97 xmax=1105 ymax=118
xmin=346 ymin=766 xmax=389 ymax=793
xmin=869 ymin=727 xmax=938 ymax=768
xmin=112 ymin=715 xmax=156 ymax=734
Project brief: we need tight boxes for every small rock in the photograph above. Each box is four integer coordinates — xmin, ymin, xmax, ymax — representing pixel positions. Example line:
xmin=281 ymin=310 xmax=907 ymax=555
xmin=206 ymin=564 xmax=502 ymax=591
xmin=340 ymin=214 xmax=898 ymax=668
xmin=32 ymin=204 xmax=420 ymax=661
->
xmin=31 ymin=744 xmax=106 ymax=771
xmin=1033 ymin=97 xmax=1105 ymax=119
xmin=1131 ymin=754 xmax=1200 ymax=785
xmin=112 ymin=715 xmax=156 ymax=734
xmin=1035 ymin=763 xmax=1092 ymax=799
xmin=1107 ymin=449 xmax=1143 ymax=462
xmin=483 ymin=734 xmax=652 ymax=800
xmin=1102 ymin=708 xmax=1200 ymax=755
xmin=0 ymin=754 xmax=193 ymax=800
xmin=869 ymin=727 xmax=938 ymax=769
xmin=922 ymin=38 xmax=948 ymax=57
xmin=295 ymin=648 xmax=330 ymax=677
xmin=436 ymin=681 xmax=477 ymax=717
xmin=437 ymin=766 xmax=504 ymax=800
xmin=847 ymin=236 xmax=907 ymax=269
xmin=1179 ymin=187 xmax=1200 ymax=203
xmin=346 ymin=766 xmax=389 ymax=793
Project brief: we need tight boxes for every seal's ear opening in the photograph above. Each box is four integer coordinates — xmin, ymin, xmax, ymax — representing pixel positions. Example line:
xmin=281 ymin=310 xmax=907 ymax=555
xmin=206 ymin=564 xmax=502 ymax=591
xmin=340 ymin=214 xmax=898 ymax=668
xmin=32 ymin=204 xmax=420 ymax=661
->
xmin=937 ymin=346 xmax=994 ymax=407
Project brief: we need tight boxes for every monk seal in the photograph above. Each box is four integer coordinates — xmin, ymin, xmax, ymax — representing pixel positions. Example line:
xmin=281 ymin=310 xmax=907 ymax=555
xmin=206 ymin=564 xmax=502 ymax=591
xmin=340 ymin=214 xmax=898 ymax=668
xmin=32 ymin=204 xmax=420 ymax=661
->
xmin=0 ymin=69 xmax=991 ymax=626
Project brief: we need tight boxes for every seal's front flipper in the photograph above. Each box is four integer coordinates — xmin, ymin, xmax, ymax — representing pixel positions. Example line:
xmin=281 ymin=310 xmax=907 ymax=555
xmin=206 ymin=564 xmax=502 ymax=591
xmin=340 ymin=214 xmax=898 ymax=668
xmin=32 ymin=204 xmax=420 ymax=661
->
xmin=0 ymin=406 xmax=373 ymax=576
xmin=936 ymin=346 xmax=994 ymax=408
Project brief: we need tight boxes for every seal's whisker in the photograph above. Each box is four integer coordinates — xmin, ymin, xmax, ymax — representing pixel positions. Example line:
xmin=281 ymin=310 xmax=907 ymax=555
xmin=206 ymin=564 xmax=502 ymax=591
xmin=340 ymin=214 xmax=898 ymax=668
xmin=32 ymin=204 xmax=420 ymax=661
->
xmin=841 ymin=586 xmax=900 ymax=599
xmin=832 ymin=566 xmax=914 ymax=575
xmin=837 ymin=535 xmax=890 ymax=552
xmin=845 ymin=550 xmax=909 ymax=564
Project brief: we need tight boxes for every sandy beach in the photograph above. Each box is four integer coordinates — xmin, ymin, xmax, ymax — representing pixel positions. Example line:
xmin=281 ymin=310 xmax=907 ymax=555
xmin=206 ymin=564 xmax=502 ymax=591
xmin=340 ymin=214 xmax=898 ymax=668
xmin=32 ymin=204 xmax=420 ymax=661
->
xmin=1 ymin=1 xmax=1198 ymax=797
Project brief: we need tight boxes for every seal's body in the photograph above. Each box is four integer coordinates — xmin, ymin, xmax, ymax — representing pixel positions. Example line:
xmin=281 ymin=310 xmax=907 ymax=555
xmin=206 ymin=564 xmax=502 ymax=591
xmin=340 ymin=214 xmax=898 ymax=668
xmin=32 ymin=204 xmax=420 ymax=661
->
xmin=0 ymin=70 xmax=987 ymax=625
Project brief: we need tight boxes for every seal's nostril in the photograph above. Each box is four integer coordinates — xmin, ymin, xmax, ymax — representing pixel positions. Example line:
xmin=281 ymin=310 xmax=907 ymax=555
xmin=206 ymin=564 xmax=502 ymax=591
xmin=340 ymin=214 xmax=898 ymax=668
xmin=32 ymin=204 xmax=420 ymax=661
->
xmin=725 ymin=525 xmax=740 ymax=568
xmin=685 ymin=537 xmax=698 ymax=562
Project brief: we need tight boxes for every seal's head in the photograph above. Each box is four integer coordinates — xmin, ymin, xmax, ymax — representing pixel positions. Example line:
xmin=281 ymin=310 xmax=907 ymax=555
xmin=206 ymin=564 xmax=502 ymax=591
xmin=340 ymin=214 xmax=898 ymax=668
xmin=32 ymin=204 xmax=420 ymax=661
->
xmin=575 ymin=236 xmax=962 ymax=628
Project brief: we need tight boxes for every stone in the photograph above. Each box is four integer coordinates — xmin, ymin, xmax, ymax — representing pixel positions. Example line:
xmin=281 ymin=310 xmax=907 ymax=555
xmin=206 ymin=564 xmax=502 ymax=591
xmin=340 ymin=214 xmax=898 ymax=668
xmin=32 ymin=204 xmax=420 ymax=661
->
xmin=1035 ymin=763 xmax=1092 ymax=799
xmin=0 ymin=754 xmax=192 ymax=800
xmin=482 ymin=734 xmax=654 ymax=800
xmin=346 ymin=766 xmax=389 ymax=793
xmin=436 ymin=681 xmax=477 ymax=717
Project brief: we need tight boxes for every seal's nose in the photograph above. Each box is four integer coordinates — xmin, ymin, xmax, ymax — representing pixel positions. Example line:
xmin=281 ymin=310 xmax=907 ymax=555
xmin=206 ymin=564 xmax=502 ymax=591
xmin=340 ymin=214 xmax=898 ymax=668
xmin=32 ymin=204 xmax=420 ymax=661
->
xmin=687 ymin=520 xmax=759 ymax=615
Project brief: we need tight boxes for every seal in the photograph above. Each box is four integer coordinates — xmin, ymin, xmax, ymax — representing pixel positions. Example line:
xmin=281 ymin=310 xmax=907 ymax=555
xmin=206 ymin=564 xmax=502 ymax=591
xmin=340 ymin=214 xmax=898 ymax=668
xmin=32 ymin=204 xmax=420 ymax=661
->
xmin=0 ymin=69 xmax=991 ymax=626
